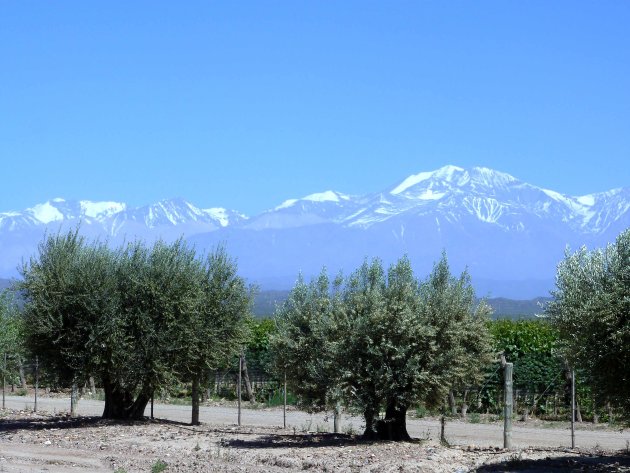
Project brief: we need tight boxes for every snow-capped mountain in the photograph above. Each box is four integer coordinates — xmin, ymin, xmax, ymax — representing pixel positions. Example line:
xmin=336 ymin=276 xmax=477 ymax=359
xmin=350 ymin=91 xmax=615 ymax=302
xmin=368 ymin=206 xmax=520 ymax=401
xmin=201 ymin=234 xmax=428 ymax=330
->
xmin=1 ymin=166 xmax=628 ymax=298
xmin=0 ymin=197 xmax=246 ymax=233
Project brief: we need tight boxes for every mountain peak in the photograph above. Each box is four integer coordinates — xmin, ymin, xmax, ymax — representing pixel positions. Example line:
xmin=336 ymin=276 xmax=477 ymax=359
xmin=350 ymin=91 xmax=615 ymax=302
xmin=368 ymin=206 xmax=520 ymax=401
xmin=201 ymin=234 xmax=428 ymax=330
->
xmin=275 ymin=190 xmax=350 ymax=210
xmin=465 ymin=167 xmax=519 ymax=191
xmin=28 ymin=201 xmax=65 ymax=224
xmin=391 ymin=165 xmax=459 ymax=195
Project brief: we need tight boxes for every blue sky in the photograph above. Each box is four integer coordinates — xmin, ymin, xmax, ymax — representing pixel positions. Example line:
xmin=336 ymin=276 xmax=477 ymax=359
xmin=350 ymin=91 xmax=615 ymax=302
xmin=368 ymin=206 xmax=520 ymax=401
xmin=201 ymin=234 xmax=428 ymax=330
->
xmin=1 ymin=1 xmax=629 ymax=215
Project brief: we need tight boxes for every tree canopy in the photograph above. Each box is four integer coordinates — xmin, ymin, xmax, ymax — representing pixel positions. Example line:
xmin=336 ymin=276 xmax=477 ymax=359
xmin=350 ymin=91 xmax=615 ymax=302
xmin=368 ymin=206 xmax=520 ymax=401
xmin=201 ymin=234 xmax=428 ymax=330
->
xmin=270 ymin=254 xmax=493 ymax=440
xmin=545 ymin=228 xmax=630 ymax=420
xmin=17 ymin=230 xmax=252 ymax=420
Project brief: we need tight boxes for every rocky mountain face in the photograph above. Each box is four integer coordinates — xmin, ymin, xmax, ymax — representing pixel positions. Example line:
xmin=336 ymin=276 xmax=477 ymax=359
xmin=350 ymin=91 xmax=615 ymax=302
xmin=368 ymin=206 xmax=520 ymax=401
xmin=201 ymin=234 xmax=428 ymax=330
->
xmin=1 ymin=166 xmax=628 ymax=298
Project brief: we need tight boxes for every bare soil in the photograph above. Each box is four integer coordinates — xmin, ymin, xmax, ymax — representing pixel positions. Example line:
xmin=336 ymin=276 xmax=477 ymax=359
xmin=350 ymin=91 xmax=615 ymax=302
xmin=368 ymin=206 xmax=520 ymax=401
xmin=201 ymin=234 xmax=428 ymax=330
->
xmin=1 ymin=409 xmax=629 ymax=473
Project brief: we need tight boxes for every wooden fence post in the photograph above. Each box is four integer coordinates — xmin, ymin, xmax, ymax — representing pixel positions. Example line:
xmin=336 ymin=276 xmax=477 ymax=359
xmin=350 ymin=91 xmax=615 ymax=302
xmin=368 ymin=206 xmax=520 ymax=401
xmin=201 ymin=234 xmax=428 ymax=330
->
xmin=283 ymin=370 xmax=287 ymax=429
xmin=71 ymin=382 xmax=78 ymax=417
xmin=34 ymin=356 xmax=39 ymax=413
xmin=503 ymin=362 xmax=513 ymax=449
xmin=2 ymin=353 xmax=5 ymax=410
xmin=237 ymin=355 xmax=242 ymax=426
xmin=571 ymin=370 xmax=576 ymax=449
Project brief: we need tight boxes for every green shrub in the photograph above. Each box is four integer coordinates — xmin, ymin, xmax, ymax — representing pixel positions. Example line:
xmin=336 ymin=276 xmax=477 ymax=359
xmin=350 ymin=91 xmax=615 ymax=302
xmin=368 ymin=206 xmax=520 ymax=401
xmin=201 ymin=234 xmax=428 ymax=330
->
xmin=151 ymin=460 xmax=167 ymax=473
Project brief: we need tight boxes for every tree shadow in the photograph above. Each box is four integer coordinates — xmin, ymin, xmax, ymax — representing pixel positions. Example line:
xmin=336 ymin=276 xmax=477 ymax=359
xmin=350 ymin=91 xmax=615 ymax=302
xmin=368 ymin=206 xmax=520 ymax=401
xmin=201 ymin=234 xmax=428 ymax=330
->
xmin=474 ymin=452 xmax=630 ymax=472
xmin=222 ymin=432 xmax=424 ymax=449
xmin=0 ymin=415 xmax=108 ymax=433
xmin=0 ymin=413 xmax=186 ymax=433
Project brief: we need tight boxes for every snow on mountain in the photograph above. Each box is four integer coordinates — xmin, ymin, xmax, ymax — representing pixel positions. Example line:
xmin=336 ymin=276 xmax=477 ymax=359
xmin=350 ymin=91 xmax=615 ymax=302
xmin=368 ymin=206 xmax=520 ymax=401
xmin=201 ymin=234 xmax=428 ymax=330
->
xmin=29 ymin=200 xmax=65 ymax=224
xmin=0 ymin=197 xmax=245 ymax=235
xmin=0 ymin=166 xmax=628 ymax=298
xmin=275 ymin=190 xmax=351 ymax=210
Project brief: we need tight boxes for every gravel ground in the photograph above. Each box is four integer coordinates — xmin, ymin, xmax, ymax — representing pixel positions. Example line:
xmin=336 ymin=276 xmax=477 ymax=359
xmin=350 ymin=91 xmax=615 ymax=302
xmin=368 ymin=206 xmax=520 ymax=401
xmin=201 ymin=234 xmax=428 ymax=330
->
xmin=3 ymin=395 xmax=629 ymax=451
xmin=1 ymin=396 xmax=629 ymax=472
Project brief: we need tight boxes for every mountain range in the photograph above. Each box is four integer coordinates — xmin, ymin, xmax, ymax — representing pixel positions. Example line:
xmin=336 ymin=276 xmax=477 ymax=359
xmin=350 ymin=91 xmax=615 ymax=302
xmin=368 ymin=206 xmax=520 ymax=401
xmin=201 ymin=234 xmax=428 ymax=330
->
xmin=1 ymin=165 xmax=628 ymax=298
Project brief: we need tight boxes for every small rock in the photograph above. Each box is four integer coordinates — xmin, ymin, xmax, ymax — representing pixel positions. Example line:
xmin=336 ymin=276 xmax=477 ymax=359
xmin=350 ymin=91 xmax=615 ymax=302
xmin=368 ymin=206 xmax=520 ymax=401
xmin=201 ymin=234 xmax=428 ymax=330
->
xmin=44 ymin=440 xmax=52 ymax=445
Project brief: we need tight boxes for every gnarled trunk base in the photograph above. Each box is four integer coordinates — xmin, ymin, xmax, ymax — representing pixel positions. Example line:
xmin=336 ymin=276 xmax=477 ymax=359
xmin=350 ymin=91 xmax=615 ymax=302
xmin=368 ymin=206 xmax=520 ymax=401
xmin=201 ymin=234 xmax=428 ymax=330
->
xmin=376 ymin=402 xmax=411 ymax=441
xmin=102 ymin=379 xmax=150 ymax=420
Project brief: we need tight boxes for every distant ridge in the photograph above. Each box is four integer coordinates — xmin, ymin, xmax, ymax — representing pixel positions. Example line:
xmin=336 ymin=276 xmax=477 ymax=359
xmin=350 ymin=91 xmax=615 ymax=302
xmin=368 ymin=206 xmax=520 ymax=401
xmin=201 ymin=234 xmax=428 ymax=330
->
xmin=1 ymin=165 xmax=628 ymax=299
xmin=251 ymin=290 xmax=549 ymax=319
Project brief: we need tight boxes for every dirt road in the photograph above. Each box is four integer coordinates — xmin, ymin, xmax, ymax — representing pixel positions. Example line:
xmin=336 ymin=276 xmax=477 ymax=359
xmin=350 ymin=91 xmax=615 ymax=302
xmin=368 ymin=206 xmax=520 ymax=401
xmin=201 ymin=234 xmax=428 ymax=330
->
xmin=4 ymin=395 xmax=628 ymax=451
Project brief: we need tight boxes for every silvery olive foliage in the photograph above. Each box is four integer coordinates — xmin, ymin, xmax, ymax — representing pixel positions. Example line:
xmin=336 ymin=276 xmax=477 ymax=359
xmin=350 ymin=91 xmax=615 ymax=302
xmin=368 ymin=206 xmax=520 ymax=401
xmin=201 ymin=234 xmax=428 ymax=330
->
xmin=271 ymin=254 xmax=493 ymax=440
xmin=18 ymin=229 xmax=251 ymax=419
xmin=545 ymin=228 xmax=630 ymax=420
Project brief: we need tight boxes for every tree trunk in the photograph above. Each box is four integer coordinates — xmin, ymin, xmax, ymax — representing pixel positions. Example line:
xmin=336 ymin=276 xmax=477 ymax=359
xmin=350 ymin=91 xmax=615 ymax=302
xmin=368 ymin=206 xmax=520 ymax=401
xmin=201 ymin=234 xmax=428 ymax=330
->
xmin=89 ymin=376 xmax=96 ymax=394
xmin=241 ymin=353 xmax=255 ymax=402
xmin=376 ymin=401 xmax=411 ymax=441
xmin=101 ymin=377 xmax=151 ymax=420
xmin=607 ymin=401 xmax=613 ymax=424
xmin=333 ymin=403 xmax=341 ymax=433
xmin=201 ymin=371 xmax=210 ymax=403
xmin=592 ymin=399 xmax=599 ymax=424
xmin=362 ymin=406 xmax=377 ymax=439
xmin=576 ymin=399 xmax=583 ymax=423
xmin=460 ymin=389 xmax=469 ymax=419
xmin=191 ymin=376 xmax=200 ymax=425
xmin=448 ymin=389 xmax=457 ymax=415
xmin=18 ymin=358 xmax=27 ymax=389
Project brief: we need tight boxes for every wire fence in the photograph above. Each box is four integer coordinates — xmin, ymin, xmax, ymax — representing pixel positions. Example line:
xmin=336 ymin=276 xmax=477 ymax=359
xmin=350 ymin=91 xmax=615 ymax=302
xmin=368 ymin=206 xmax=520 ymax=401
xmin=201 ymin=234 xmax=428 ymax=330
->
xmin=1 ymin=353 xmax=622 ymax=427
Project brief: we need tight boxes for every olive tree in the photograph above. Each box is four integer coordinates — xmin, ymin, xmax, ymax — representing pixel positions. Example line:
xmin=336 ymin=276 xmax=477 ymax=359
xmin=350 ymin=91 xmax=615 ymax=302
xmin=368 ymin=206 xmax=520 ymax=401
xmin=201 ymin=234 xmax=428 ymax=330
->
xmin=0 ymin=290 xmax=25 ymax=387
xmin=419 ymin=254 xmax=494 ymax=416
xmin=272 ymin=254 xmax=493 ymax=440
xmin=18 ymin=230 xmax=251 ymax=420
xmin=177 ymin=246 xmax=252 ymax=425
xmin=18 ymin=231 xmax=117 ymax=391
xmin=545 ymin=229 xmax=630 ymax=420
xmin=269 ymin=271 xmax=341 ymax=414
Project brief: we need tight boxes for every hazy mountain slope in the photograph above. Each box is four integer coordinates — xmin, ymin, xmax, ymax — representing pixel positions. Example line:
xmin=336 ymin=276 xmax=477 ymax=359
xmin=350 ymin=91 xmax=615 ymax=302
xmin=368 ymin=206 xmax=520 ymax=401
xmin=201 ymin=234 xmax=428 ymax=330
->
xmin=1 ymin=165 xmax=627 ymax=298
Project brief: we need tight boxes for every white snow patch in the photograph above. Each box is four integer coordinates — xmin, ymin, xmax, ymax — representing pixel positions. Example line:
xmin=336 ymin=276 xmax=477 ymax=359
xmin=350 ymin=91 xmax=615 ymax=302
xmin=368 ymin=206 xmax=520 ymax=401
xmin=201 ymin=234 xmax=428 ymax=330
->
xmin=391 ymin=171 xmax=433 ymax=195
xmin=80 ymin=201 xmax=126 ymax=219
xmin=577 ymin=195 xmax=595 ymax=206
xmin=434 ymin=164 xmax=465 ymax=181
xmin=374 ymin=207 xmax=396 ymax=215
xmin=541 ymin=189 xmax=571 ymax=205
xmin=28 ymin=201 xmax=64 ymax=224
xmin=471 ymin=167 xmax=516 ymax=187
xmin=275 ymin=199 xmax=298 ymax=210
xmin=417 ymin=189 xmax=446 ymax=201
xmin=303 ymin=190 xmax=346 ymax=202
xmin=275 ymin=190 xmax=348 ymax=210
xmin=464 ymin=197 xmax=504 ymax=223
xmin=204 ymin=207 xmax=231 ymax=227
xmin=391 ymin=165 xmax=465 ymax=195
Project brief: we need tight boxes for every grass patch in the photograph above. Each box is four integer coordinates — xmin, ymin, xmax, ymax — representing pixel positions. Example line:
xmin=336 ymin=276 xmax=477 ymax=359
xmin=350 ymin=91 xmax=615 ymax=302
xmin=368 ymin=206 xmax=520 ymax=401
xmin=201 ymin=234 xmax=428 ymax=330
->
xmin=151 ymin=459 xmax=168 ymax=473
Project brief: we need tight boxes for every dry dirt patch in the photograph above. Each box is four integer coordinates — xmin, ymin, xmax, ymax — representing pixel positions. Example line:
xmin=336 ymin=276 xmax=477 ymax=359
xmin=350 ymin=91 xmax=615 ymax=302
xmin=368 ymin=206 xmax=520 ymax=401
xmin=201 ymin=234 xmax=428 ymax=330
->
xmin=1 ymin=410 xmax=629 ymax=472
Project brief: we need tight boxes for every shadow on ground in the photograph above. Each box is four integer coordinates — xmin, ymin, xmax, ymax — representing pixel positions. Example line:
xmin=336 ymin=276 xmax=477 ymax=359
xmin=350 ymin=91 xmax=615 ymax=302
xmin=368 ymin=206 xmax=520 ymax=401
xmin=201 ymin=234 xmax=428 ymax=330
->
xmin=223 ymin=432 xmax=400 ymax=449
xmin=475 ymin=452 xmax=630 ymax=472
xmin=0 ymin=414 xmax=180 ymax=433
